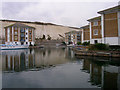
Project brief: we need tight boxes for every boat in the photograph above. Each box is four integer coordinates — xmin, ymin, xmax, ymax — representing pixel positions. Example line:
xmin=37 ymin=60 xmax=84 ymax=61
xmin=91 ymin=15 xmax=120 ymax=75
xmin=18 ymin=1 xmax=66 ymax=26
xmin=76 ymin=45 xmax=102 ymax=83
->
xmin=0 ymin=44 xmax=29 ymax=50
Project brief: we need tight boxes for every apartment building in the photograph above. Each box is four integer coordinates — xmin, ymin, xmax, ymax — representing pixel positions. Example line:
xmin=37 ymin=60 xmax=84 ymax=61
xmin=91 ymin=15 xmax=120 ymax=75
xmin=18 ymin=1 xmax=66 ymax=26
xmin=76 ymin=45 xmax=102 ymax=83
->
xmin=87 ymin=16 xmax=102 ymax=44
xmin=4 ymin=23 xmax=35 ymax=45
xmin=80 ymin=25 xmax=90 ymax=43
xmin=98 ymin=5 xmax=120 ymax=45
xmin=65 ymin=31 xmax=81 ymax=45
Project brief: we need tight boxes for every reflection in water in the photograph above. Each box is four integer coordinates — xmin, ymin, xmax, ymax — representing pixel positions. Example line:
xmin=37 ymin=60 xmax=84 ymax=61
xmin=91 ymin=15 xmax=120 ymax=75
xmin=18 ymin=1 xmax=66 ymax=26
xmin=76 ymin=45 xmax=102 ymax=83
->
xmin=1 ymin=47 xmax=120 ymax=89
xmin=80 ymin=56 xmax=120 ymax=89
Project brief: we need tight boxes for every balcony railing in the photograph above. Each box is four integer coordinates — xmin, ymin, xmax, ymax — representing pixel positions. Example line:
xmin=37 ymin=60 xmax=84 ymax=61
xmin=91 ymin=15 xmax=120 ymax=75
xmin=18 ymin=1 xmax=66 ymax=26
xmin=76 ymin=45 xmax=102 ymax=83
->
xmin=20 ymin=29 xmax=25 ymax=32
xmin=21 ymin=34 xmax=25 ymax=37
xmin=20 ymin=39 xmax=25 ymax=42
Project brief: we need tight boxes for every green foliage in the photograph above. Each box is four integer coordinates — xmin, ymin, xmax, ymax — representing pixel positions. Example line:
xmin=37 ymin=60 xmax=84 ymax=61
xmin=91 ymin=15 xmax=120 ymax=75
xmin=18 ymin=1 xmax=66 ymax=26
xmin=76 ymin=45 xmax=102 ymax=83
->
xmin=47 ymin=35 xmax=51 ymax=40
xmin=77 ymin=42 xmax=81 ymax=45
xmin=42 ymin=34 xmax=46 ymax=40
xmin=34 ymin=44 xmax=37 ymax=46
xmin=89 ymin=43 xmax=109 ymax=50
xmin=62 ymin=42 xmax=66 ymax=45
xmin=29 ymin=44 xmax=33 ymax=46
xmin=82 ymin=41 xmax=90 ymax=46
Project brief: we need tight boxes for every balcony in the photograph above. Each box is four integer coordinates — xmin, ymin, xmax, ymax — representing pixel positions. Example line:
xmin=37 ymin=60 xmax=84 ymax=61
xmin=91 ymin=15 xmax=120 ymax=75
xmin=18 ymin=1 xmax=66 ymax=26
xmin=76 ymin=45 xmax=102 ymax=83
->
xmin=21 ymin=34 xmax=25 ymax=37
xmin=20 ymin=28 xmax=25 ymax=32
xmin=20 ymin=39 xmax=25 ymax=42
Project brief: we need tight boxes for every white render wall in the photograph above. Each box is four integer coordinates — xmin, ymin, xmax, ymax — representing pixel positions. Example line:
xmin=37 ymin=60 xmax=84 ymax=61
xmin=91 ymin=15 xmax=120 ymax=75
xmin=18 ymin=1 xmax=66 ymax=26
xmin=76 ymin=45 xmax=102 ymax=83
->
xmin=104 ymin=37 xmax=120 ymax=45
xmin=90 ymin=38 xmax=102 ymax=44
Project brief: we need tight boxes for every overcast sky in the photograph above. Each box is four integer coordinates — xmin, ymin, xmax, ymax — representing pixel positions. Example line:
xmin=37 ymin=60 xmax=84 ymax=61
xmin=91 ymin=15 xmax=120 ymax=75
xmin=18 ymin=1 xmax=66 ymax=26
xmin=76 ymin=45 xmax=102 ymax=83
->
xmin=0 ymin=0 xmax=120 ymax=27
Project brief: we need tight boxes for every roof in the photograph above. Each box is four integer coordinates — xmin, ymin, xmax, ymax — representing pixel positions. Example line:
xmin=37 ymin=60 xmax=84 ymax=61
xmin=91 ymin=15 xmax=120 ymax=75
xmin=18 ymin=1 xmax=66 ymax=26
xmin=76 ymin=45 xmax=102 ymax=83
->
xmin=68 ymin=26 xmax=80 ymax=29
xmin=4 ymin=22 xmax=35 ymax=29
xmin=65 ymin=30 xmax=81 ymax=34
xmin=87 ymin=16 xmax=101 ymax=22
xmin=98 ymin=5 xmax=120 ymax=14
xmin=80 ymin=25 xmax=89 ymax=29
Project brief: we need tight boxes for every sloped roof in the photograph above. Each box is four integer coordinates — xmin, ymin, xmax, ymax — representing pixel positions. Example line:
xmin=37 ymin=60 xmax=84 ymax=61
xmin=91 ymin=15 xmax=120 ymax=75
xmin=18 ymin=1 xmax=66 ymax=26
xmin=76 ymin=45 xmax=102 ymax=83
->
xmin=98 ymin=5 xmax=120 ymax=14
xmin=65 ymin=30 xmax=81 ymax=34
xmin=4 ymin=22 xmax=35 ymax=29
xmin=80 ymin=25 xmax=89 ymax=29
xmin=87 ymin=16 xmax=101 ymax=22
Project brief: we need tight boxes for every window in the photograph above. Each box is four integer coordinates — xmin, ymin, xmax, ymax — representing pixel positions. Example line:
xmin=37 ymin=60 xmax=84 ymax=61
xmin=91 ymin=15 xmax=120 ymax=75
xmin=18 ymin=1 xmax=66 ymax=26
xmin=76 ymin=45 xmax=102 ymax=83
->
xmin=29 ymin=32 xmax=31 ymax=35
xmin=93 ymin=21 xmax=98 ymax=26
xmin=26 ymin=42 xmax=28 ymax=44
xmin=14 ymin=31 xmax=18 ymax=35
xmin=29 ymin=29 xmax=32 ymax=31
xmin=94 ymin=30 xmax=98 ymax=35
xmin=26 ymin=33 xmax=27 ymax=35
xmin=26 ymin=37 xmax=27 ymax=39
xmin=15 ymin=27 xmax=17 ymax=30
xmin=20 ymin=28 xmax=25 ymax=32
xmin=14 ymin=36 xmax=18 ymax=40
xmin=29 ymin=37 xmax=31 ymax=40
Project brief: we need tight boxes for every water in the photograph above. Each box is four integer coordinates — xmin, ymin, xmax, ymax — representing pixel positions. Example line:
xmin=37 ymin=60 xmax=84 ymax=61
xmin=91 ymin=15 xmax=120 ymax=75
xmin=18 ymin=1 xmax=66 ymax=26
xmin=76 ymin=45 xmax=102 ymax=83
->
xmin=0 ymin=47 xmax=120 ymax=89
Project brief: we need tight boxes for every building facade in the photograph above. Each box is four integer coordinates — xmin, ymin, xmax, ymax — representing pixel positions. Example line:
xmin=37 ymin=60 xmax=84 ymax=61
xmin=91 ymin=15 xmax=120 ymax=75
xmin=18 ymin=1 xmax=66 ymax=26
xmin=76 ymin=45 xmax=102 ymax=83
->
xmin=80 ymin=25 xmax=90 ymax=43
xmin=4 ymin=23 xmax=35 ymax=45
xmin=98 ymin=5 xmax=120 ymax=45
xmin=65 ymin=31 xmax=81 ymax=45
xmin=87 ymin=16 xmax=102 ymax=44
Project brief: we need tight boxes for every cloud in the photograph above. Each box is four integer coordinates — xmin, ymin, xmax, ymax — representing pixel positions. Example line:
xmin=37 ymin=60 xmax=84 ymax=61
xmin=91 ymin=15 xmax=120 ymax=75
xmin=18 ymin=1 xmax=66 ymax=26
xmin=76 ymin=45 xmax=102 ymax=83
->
xmin=2 ymin=1 xmax=119 ymax=27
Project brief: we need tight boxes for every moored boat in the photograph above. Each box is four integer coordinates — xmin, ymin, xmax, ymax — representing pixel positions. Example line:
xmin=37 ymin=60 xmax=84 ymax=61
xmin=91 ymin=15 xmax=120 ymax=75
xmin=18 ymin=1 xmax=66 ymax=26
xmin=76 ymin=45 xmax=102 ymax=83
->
xmin=0 ymin=44 xmax=29 ymax=50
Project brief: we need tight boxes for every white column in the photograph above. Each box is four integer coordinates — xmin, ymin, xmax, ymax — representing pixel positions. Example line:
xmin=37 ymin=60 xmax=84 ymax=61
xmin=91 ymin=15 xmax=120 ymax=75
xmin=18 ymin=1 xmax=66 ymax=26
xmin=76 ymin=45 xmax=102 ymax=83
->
xmin=12 ymin=27 xmax=14 ymax=43
xmin=101 ymin=66 xmax=104 ymax=89
xmin=8 ymin=55 xmax=10 ymax=69
xmin=118 ymin=11 xmax=120 ymax=45
xmin=81 ymin=29 xmax=84 ymax=43
xmin=101 ymin=14 xmax=105 ymax=44
xmin=89 ymin=22 xmax=92 ymax=44
xmin=12 ymin=56 xmax=14 ymax=71
xmin=32 ymin=29 xmax=34 ymax=45
xmin=7 ymin=28 xmax=10 ymax=42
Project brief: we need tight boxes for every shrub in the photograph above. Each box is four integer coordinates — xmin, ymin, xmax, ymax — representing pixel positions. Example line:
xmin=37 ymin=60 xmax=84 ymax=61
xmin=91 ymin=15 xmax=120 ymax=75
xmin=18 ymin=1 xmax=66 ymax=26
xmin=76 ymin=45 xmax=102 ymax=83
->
xmin=47 ymin=35 xmax=51 ymax=40
xmin=42 ymin=34 xmax=46 ymax=40
xmin=62 ymin=42 xmax=66 ymax=45
xmin=29 ymin=44 xmax=33 ymax=46
xmin=82 ymin=41 xmax=90 ymax=46
xmin=89 ymin=43 xmax=109 ymax=50
xmin=77 ymin=42 xmax=81 ymax=45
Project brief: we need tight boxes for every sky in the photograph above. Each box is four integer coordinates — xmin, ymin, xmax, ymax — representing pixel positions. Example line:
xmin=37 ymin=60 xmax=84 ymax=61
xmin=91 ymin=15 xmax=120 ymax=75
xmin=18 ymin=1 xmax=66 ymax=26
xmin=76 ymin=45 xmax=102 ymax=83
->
xmin=0 ymin=0 xmax=120 ymax=27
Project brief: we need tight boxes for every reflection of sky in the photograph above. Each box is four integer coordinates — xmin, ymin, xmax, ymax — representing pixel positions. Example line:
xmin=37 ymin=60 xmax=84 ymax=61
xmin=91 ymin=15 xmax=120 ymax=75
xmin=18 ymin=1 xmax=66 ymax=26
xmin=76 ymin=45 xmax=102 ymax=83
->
xmin=1 ymin=48 xmax=120 ymax=88
xmin=2 ymin=62 xmax=98 ymax=88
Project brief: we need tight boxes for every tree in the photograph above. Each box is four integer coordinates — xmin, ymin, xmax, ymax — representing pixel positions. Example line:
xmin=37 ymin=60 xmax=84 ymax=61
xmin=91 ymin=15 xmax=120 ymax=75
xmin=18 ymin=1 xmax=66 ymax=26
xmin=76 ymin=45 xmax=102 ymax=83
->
xmin=42 ymin=34 xmax=46 ymax=40
xmin=47 ymin=35 xmax=51 ymax=40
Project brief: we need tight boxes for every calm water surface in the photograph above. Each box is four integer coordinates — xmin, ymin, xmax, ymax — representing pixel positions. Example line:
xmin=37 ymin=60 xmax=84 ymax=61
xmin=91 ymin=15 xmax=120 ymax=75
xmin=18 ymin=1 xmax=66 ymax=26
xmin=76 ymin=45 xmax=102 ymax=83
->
xmin=1 ymin=47 xmax=120 ymax=89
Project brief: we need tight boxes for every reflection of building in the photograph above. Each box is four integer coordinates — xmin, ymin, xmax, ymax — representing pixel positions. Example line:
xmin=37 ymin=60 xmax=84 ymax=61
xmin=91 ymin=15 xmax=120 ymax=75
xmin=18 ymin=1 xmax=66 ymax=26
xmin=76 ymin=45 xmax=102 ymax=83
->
xmin=2 ymin=49 xmax=35 ymax=72
xmin=81 ymin=57 xmax=120 ymax=89
xmin=65 ymin=31 xmax=82 ymax=45
xmin=82 ymin=59 xmax=91 ymax=73
xmin=4 ymin=23 xmax=35 ymax=45
xmin=102 ymin=65 xmax=120 ymax=89
xmin=90 ymin=62 xmax=102 ymax=86
xmin=2 ymin=48 xmax=72 ymax=72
